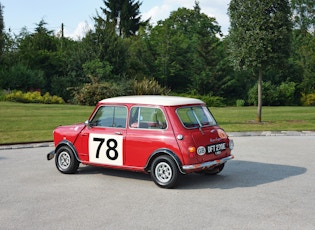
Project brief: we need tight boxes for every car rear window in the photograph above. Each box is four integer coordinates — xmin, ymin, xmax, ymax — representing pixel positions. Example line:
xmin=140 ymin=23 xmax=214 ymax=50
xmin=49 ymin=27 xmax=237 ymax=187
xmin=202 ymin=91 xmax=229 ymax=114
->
xmin=176 ymin=106 xmax=217 ymax=129
xmin=129 ymin=107 xmax=167 ymax=129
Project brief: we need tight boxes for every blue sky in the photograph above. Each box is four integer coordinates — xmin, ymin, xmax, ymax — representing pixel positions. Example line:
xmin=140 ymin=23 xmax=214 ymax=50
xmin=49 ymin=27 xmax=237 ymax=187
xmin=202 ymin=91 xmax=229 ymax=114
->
xmin=1 ymin=0 xmax=230 ymax=39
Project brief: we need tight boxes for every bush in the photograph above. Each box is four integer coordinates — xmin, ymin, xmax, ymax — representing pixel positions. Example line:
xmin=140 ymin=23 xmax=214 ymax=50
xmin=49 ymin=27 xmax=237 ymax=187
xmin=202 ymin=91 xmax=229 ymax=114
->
xmin=71 ymin=82 xmax=127 ymax=106
xmin=132 ymin=77 xmax=170 ymax=95
xmin=248 ymin=81 xmax=296 ymax=106
xmin=236 ymin=99 xmax=245 ymax=107
xmin=4 ymin=91 xmax=64 ymax=104
xmin=0 ymin=63 xmax=45 ymax=91
xmin=199 ymin=95 xmax=225 ymax=107
xmin=301 ymin=93 xmax=315 ymax=106
xmin=71 ymin=78 xmax=170 ymax=106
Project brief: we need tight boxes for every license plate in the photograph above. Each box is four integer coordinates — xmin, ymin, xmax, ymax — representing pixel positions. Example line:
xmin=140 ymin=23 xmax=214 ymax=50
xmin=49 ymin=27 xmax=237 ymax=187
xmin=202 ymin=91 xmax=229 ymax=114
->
xmin=207 ymin=143 xmax=226 ymax=155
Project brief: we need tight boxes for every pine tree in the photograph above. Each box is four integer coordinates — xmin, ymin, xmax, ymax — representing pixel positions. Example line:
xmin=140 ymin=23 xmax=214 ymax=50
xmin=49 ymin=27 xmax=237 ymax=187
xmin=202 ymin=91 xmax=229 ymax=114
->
xmin=100 ymin=0 xmax=146 ymax=37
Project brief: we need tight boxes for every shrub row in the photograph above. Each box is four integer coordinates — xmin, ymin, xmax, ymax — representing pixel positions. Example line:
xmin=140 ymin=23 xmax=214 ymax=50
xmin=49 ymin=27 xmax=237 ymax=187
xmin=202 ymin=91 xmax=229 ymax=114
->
xmin=3 ymin=91 xmax=65 ymax=104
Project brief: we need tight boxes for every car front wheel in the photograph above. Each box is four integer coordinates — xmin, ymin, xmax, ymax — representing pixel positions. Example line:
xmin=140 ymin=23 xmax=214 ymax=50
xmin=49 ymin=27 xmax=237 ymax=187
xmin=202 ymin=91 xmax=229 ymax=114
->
xmin=55 ymin=146 xmax=79 ymax=174
xmin=151 ymin=155 xmax=179 ymax=188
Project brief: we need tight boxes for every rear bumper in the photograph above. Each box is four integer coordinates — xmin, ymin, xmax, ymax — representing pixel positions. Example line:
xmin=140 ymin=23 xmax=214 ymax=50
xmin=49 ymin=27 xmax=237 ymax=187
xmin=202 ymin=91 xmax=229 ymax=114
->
xmin=182 ymin=155 xmax=234 ymax=172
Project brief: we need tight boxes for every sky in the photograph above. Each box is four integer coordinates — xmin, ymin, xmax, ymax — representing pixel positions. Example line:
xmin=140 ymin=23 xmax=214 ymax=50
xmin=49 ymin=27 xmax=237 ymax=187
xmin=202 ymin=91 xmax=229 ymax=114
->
xmin=1 ymin=0 xmax=230 ymax=39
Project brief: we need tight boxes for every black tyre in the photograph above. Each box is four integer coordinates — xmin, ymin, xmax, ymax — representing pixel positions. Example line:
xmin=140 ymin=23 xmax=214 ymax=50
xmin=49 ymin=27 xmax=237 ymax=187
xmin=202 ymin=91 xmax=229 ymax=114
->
xmin=151 ymin=155 xmax=179 ymax=188
xmin=55 ymin=146 xmax=79 ymax=174
xmin=204 ymin=163 xmax=225 ymax=175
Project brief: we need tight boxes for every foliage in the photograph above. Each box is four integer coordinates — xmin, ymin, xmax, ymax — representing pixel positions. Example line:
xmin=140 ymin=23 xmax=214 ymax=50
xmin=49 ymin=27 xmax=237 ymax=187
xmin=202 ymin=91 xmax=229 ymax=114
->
xmin=4 ymin=90 xmax=64 ymax=104
xmin=99 ymin=0 xmax=147 ymax=37
xmin=0 ymin=63 xmax=45 ymax=91
xmin=71 ymin=81 xmax=129 ymax=106
xmin=236 ymin=99 xmax=245 ymax=107
xmin=228 ymin=0 xmax=292 ymax=121
xmin=148 ymin=2 xmax=222 ymax=94
xmin=0 ymin=3 xmax=4 ymax=62
xmin=228 ymin=0 xmax=292 ymax=70
xmin=0 ymin=1 xmax=315 ymax=111
xmin=72 ymin=77 xmax=170 ymax=105
xmin=199 ymin=95 xmax=225 ymax=107
xmin=248 ymin=81 xmax=296 ymax=106
xmin=291 ymin=31 xmax=315 ymax=94
xmin=132 ymin=77 xmax=170 ymax=95
xmin=291 ymin=0 xmax=315 ymax=32
xmin=301 ymin=93 xmax=315 ymax=105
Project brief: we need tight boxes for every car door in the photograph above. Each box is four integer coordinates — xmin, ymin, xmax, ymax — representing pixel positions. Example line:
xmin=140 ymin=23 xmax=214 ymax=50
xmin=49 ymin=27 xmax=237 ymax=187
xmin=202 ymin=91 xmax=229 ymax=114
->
xmin=75 ymin=105 xmax=127 ymax=166
xmin=125 ymin=106 xmax=179 ymax=168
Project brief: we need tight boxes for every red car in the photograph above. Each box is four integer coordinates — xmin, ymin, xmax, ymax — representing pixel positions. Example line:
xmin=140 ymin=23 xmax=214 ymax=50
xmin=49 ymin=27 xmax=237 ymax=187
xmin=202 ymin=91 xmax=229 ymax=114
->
xmin=47 ymin=96 xmax=234 ymax=188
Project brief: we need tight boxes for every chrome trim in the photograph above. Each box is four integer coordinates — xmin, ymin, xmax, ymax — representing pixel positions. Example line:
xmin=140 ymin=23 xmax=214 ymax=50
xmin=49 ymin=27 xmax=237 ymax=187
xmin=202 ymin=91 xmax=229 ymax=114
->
xmin=182 ymin=155 xmax=234 ymax=171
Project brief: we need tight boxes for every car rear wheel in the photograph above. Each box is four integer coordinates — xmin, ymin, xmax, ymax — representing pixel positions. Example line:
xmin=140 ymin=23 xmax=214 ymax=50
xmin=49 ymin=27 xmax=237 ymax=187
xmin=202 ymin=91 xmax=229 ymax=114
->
xmin=55 ymin=146 xmax=79 ymax=174
xmin=151 ymin=155 xmax=179 ymax=188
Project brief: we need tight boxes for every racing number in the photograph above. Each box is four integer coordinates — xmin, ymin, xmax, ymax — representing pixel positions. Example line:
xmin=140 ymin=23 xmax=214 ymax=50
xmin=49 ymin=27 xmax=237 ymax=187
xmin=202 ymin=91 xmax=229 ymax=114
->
xmin=89 ymin=134 xmax=123 ymax=166
xmin=93 ymin=137 xmax=118 ymax=160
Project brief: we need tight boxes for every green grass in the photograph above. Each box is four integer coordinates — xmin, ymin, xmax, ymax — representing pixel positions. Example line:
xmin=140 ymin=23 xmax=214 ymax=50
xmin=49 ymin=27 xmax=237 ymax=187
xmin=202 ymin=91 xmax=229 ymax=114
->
xmin=211 ymin=106 xmax=315 ymax=132
xmin=0 ymin=102 xmax=92 ymax=144
xmin=0 ymin=102 xmax=314 ymax=144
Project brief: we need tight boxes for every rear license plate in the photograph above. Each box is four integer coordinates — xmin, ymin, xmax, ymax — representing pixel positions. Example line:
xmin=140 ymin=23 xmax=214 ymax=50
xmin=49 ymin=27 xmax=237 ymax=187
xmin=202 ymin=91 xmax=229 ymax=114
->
xmin=207 ymin=143 xmax=226 ymax=155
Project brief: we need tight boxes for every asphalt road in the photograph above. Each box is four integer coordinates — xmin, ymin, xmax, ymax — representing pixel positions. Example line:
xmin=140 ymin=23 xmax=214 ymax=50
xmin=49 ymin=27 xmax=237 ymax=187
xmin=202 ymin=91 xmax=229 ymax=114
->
xmin=1 ymin=136 xmax=315 ymax=230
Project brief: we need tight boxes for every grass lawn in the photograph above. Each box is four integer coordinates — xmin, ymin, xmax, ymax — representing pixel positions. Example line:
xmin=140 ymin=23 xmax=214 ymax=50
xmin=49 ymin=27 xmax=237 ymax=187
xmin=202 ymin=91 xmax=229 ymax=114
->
xmin=0 ymin=102 xmax=314 ymax=144
xmin=0 ymin=102 xmax=92 ymax=144
xmin=211 ymin=106 xmax=315 ymax=132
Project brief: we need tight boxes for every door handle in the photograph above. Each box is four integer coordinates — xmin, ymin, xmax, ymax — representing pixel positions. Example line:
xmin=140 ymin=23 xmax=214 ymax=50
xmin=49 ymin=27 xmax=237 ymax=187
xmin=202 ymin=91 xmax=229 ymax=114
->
xmin=115 ymin=132 xmax=123 ymax=135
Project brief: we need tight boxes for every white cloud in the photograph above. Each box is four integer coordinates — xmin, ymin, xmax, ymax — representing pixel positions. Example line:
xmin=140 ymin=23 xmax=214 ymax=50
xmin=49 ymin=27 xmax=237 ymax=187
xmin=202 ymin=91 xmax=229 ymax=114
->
xmin=142 ymin=4 xmax=172 ymax=25
xmin=141 ymin=0 xmax=230 ymax=35
xmin=63 ymin=21 xmax=93 ymax=40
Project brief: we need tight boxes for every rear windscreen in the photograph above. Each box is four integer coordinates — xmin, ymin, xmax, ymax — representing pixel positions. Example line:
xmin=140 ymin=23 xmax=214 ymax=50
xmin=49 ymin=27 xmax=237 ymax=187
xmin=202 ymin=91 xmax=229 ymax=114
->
xmin=176 ymin=106 xmax=217 ymax=129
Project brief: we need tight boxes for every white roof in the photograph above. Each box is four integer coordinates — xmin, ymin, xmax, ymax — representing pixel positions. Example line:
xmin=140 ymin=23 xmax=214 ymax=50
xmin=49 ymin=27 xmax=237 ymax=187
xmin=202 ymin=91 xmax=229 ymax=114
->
xmin=99 ymin=95 xmax=204 ymax=106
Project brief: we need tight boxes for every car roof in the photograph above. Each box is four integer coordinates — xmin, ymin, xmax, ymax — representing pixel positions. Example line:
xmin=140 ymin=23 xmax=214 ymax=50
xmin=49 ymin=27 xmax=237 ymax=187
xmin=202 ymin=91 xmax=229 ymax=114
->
xmin=99 ymin=95 xmax=204 ymax=106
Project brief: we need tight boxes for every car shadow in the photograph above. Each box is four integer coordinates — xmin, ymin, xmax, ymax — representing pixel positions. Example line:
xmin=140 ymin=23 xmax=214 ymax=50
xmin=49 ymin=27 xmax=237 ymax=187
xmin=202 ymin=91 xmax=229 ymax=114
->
xmin=77 ymin=165 xmax=151 ymax=182
xmin=178 ymin=160 xmax=307 ymax=190
xmin=74 ymin=160 xmax=306 ymax=190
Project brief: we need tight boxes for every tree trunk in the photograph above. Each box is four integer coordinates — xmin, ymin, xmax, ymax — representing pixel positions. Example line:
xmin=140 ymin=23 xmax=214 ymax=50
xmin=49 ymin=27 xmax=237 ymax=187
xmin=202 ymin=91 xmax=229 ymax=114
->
xmin=256 ymin=68 xmax=262 ymax=122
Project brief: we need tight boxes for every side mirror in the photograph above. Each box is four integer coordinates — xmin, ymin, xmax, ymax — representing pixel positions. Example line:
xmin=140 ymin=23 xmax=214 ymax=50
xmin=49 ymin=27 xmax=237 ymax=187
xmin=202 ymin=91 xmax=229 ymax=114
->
xmin=84 ymin=120 xmax=90 ymax=127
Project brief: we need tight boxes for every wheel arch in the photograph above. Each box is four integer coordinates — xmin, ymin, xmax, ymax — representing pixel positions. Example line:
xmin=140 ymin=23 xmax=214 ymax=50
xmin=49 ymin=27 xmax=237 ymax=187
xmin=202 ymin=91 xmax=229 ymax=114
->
xmin=55 ymin=140 xmax=81 ymax=163
xmin=144 ymin=148 xmax=185 ymax=174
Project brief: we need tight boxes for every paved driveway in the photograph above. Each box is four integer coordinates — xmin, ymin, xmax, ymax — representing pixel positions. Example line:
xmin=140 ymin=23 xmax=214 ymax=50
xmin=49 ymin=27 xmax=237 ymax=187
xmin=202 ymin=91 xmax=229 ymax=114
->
xmin=0 ymin=136 xmax=314 ymax=230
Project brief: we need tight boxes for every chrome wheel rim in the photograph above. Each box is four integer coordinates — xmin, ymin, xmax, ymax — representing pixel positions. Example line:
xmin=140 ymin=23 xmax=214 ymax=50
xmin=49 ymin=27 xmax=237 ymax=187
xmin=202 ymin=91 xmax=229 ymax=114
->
xmin=58 ymin=151 xmax=71 ymax=170
xmin=155 ymin=162 xmax=172 ymax=183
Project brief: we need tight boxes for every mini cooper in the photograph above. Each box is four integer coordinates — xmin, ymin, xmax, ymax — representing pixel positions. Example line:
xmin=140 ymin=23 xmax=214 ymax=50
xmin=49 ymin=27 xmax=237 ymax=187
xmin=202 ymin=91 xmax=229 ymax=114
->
xmin=47 ymin=95 xmax=234 ymax=188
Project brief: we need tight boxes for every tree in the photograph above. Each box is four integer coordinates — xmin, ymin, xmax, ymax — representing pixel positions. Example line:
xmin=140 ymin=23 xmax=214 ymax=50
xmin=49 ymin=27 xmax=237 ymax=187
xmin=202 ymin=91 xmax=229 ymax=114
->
xmin=85 ymin=18 xmax=129 ymax=77
xmin=228 ymin=0 xmax=292 ymax=122
xmin=291 ymin=0 xmax=315 ymax=33
xmin=149 ymin=2 xmax=222 ymax=94
xmin=99 ymin=0 xmax=146 ymax=37
xmin=0 ymin=3 xmax=4 ymax=63
xmin=18 ymin=20 xmax=62 ymax=93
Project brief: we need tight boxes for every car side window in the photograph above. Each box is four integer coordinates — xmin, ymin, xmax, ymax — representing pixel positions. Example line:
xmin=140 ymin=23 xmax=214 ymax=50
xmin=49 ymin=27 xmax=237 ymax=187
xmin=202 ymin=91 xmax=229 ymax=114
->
xmin=90 ymin=106 xmax=127 ymax=128
xmin=129 ymin=107 xmax=167 ymax=129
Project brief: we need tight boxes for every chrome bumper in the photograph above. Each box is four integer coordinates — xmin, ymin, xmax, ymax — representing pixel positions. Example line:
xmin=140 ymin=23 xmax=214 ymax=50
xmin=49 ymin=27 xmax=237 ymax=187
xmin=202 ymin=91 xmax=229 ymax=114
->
xmin=182 ymin=155 xmax=234 ymax=172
